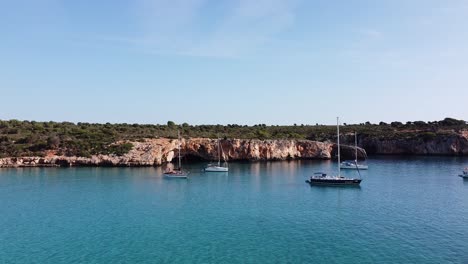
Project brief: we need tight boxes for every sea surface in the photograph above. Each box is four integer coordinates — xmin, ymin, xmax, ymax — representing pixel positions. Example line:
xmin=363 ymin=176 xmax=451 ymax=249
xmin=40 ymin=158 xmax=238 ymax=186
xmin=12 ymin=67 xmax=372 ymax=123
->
xmin=1 ymin=157 xmax=468 ymax=264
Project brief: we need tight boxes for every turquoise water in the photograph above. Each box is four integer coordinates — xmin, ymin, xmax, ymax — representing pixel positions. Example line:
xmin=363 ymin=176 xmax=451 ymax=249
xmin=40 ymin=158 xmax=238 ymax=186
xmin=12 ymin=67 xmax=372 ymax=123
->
xmin=1 ymin=157 xmax=468 ymax=263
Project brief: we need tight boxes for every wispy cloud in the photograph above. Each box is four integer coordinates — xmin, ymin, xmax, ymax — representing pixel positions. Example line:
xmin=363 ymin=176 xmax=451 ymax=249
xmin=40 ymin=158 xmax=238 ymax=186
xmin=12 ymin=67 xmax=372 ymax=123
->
xmin=191 ymin=0 xmax=297 ymax=58
xmin=114 ymin=0 xmax=300 ymax=58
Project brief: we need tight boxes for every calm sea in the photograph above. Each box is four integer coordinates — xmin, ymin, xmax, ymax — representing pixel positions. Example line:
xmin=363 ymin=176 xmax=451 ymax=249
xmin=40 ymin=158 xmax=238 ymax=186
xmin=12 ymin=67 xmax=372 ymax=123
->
xmin=1 ymin=157 xmax=468 ymax=263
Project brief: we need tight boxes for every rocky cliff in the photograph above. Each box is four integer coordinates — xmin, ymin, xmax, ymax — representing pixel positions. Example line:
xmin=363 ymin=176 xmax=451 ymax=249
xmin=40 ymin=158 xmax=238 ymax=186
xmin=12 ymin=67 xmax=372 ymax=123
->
xmin=2 ymin=130 xmax=466 ymax=168
xmin=0 ymin=138 xmax=366 ymax=168
xmin=356 ymin=130 xmax=468 ymax=155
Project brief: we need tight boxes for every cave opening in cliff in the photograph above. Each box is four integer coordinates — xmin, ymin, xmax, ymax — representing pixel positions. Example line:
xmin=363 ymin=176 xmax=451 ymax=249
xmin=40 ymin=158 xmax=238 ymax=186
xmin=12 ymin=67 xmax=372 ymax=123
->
xmin=181 ymin=154 xmax=208 ymax=162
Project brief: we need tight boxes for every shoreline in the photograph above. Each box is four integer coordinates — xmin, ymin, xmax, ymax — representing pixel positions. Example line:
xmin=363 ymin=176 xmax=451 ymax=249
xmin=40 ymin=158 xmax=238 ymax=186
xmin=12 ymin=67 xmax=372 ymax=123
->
xmin=1 ymin=153 xmax=467 ymax=168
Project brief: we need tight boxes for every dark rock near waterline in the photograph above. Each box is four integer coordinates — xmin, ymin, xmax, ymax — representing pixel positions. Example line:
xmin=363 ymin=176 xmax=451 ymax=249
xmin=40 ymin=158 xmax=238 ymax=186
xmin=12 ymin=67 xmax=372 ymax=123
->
xmin=331 ymin=144 xmax=367 ymax=160
xmin=359 ymin=130 xmax=468 ymax=155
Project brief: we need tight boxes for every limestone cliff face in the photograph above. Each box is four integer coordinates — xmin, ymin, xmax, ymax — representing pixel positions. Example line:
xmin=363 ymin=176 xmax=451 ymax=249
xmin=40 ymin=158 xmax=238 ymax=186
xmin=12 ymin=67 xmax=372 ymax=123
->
xmin=183 ymin=138 xmax=337 ymax=161
xmin=1 ymin=138 xmax=362 ymax=167
xmin=358 ymin=130 xmax=468 ymax=155
xmin=3 ymin=131 xmax=465 ymax=168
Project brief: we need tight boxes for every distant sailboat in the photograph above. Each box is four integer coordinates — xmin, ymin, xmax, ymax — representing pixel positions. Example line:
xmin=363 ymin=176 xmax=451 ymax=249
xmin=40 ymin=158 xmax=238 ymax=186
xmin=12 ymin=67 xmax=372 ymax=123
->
xmin=340 ymin=131 xmax=369 ymax=170
xmin=204 ymin=138 xmax=228 ymax=172
xmin=306 ymin=117 xmax=362 ymax=186
xmin=459 ymin=168 xmax=468 ymax=179
xmin=164 ymin=130 xmax=189 ymax=178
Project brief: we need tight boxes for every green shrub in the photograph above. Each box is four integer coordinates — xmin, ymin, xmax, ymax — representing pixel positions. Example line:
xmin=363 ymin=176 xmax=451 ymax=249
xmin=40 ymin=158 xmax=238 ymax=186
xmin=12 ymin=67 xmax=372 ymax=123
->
xmin=108 ymin=143 xmax=133 ymax=156
xmin=420 ymin=132 xmax=436 ymax=142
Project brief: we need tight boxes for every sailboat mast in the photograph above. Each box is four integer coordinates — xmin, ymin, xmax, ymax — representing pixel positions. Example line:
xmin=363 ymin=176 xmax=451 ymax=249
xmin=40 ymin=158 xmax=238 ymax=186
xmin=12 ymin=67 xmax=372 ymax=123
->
xmin=337 ymin=117 xmax=341 ymax=177
xmin=217 ymin=138 xmax=221 ymax=166
xmin=178 ymin=130 xmax=181 ymax=170
xmin=355 ymin=131 xmax=358 ymax=162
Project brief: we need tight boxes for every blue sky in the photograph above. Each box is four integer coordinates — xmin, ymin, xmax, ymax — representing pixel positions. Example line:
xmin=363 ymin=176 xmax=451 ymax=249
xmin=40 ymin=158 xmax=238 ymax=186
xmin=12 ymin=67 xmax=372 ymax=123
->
xmin=1 ymin=0 xmax=467 ymax=125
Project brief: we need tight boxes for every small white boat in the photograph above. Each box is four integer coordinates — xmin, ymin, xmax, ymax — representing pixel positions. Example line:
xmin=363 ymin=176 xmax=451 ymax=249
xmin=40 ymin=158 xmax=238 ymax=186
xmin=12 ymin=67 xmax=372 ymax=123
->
xmin=163 ymin=169 xmax=189 ymax=178
xmin=204 ymin=164 xmax=228 ymax=172
xmin=204 ymin=138 xmax=228 ymax=172
xmin=164 ymin=170 xmax=189 ymax=178
xmin=459 ymin=168 xmax=468 ymax=179
xmin=164 ymin=130 xmax=189 ymax=179
xmin=340 ymin=131 xmax=368 ymax=170
xmin=340 ymin=160 xmax=369 ymax=170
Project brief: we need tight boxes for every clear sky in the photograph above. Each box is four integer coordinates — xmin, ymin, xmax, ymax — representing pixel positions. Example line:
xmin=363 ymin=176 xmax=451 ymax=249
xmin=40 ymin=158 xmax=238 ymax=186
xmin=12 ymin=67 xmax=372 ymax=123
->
xmin=1 ymin=0 xmax=467 ymax=125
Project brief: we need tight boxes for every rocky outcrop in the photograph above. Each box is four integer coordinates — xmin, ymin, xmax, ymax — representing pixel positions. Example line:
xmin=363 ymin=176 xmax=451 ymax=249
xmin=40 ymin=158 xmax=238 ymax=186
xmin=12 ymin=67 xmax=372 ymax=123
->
xmin=358 ymin=130 xmax=468 ymax=155
xmin=0 ymin=138 xmax=365 ymax=168
xmin=3 ymin=130 xmax=466 ymax=168
xmin=184 ymin=138 xmax=336 ymax=161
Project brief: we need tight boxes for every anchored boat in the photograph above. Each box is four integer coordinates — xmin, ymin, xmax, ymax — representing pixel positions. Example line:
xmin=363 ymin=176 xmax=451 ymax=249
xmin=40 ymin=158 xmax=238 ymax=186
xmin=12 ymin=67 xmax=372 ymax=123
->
xmin=164 ymin=130 xmax=189 ymax=179
xmin=204 ymin=137 xmax=228 ymax=172
xmin=340 ymin=131 xmax=368 ymax=170
xmin=459 ymin=168 xmax=468 ymax=179
xmin=307 ymin=117 xmax=362 ymax=186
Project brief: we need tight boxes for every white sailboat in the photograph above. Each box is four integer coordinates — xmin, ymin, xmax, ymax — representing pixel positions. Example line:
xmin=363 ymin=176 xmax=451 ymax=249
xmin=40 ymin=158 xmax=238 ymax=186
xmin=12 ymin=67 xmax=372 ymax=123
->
xmin=340 ymin=131 xmax=369 ymax=170
xmin=204 ymin=138 xmax=228 ymax=172
xmin=164 ymin=130 xmax=189 ymax=178
xmin=307 ymin=117 xmax=362 ymax=186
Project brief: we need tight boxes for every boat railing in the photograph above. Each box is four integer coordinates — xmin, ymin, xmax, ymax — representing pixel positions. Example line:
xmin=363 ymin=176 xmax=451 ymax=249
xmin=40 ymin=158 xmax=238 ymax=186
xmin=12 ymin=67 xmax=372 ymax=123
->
xmin=313 ymin=172 xmax=327 ymax=177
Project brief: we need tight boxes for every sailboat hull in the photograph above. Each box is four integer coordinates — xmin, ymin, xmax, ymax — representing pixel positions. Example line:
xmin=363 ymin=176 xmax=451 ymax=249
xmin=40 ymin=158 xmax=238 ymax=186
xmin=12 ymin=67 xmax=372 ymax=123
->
xmin=204 ymin=166 xmax=228 ymax=172
xmin=163 ymin=170 xmax=189 ymax=178
xmin=340 ymin=163 xmax=368 ymax=170
xmin=306 ymin=178 xmax=362 ymax=186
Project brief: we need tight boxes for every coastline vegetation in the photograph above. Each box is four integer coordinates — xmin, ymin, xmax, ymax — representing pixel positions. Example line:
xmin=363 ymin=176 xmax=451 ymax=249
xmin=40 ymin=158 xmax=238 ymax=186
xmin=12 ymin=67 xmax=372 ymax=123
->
xmin=0 ymin=118 xmax=466 ymax=158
